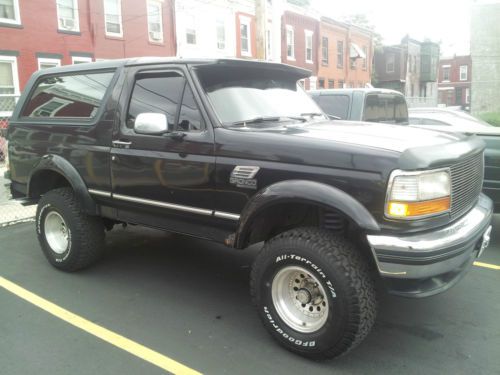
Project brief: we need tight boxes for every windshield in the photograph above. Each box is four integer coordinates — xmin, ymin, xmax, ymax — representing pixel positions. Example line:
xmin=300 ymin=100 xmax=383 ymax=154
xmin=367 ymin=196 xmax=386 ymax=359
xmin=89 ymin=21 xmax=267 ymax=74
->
xmin=196 ymin=66 xmax=325 ymax=126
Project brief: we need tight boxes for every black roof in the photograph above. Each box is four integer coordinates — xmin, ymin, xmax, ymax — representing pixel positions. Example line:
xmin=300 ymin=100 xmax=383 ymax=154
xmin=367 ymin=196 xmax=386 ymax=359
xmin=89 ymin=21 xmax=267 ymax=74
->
xmin=30 ymin=57 xmax=311 ymax=78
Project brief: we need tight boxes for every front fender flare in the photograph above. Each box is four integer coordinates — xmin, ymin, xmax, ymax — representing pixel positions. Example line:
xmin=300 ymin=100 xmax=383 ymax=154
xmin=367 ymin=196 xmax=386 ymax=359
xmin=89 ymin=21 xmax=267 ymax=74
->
xmin=234 ymin=180 xmax=380 ymax=248
xmin=28 ymin=154 xmax=97 ymax=214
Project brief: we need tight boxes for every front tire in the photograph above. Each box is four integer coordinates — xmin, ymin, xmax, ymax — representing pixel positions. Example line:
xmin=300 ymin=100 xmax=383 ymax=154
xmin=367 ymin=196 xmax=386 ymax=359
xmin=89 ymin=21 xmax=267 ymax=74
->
xmin=36 ymin=187 xmax=104 ymax=271
xmin=250 ymin=227 xmax=377 ymax=359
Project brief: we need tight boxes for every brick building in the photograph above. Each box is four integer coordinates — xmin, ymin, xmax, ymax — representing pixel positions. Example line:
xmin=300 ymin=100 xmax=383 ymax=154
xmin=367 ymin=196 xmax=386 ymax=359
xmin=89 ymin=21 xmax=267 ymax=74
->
xmin=281 ymin=9 xmax=320 ymax=90
xmin=0 ymin=0 xmax=175 ymax=114
xmin=317 ymin=17 xmax=372 ymax=90
xmin=437 ymin=55 xmax=471 ymax=109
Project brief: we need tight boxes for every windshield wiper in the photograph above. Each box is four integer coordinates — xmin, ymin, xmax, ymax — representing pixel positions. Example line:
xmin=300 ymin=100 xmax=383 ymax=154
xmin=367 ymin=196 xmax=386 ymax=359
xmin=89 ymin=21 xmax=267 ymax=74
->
xmin=224 ymin=116 xmax=306 ymax=127
xmin=300 ymin=112 xmax=326 ymax=118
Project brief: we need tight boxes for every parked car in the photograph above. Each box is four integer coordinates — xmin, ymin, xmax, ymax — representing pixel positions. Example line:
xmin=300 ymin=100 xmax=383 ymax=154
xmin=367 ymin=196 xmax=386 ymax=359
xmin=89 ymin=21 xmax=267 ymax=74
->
xmin=409 ymin=108 xmax=500 ymax=212
xmin=6 ymin=59 xmax=493 ymax=359
xmin=309 ymin=88 xmax=408 ymax=124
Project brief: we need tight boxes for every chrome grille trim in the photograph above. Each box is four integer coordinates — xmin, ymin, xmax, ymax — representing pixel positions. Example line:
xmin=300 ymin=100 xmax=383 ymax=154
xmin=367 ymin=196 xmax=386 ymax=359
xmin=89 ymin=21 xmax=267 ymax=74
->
xmin=450 ymin=152 xmax=484 ymax=219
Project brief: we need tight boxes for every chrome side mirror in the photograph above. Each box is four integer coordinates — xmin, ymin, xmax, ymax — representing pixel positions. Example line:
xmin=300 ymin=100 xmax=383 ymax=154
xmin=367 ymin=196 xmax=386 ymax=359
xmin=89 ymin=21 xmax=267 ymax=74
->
xmin=134 ymin=113 xmax=168 ymax=135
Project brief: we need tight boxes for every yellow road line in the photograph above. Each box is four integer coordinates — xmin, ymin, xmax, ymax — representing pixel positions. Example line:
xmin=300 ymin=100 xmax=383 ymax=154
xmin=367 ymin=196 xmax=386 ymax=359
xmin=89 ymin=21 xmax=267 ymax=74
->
xmin=0 ymin=276 xmax=202 ymax=375
xmin=474 ymin=261 xmax=500 ymax=270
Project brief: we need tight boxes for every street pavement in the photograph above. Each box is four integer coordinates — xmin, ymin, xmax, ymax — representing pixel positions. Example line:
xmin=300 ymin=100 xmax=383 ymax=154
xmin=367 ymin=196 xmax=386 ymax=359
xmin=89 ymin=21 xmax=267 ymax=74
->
xmin=0 ymin=216 xmax=499 ymax=375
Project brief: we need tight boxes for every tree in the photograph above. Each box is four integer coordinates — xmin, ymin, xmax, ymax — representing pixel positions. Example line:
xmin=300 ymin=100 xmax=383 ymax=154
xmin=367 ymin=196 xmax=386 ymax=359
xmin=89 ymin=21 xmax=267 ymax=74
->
xmin=342 ymin=13 xmax=383 ymax=46
xmin=287 ymin=0 xmax=311 ymax=7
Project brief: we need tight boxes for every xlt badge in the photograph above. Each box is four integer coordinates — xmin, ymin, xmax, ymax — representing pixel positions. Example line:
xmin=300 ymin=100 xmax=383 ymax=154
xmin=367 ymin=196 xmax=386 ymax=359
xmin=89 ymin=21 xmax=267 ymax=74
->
xmin=230 ymin=166 xmax=260 ymax=189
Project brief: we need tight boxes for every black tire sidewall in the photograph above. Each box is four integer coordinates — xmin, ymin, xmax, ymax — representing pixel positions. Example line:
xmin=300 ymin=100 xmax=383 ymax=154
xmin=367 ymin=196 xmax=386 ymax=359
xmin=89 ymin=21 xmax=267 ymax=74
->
xmin=36 ymin=198 xmax=75 ymax=266
xmin=255 ymin=246 xmax=352 ymax=355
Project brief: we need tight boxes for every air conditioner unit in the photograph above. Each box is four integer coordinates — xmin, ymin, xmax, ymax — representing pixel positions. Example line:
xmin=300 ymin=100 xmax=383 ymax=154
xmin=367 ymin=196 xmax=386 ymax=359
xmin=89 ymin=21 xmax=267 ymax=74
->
xmin=150 ymin=31 xmax=163 ymax=41
xmin=60 ymin=17 xmax=75 ymax=30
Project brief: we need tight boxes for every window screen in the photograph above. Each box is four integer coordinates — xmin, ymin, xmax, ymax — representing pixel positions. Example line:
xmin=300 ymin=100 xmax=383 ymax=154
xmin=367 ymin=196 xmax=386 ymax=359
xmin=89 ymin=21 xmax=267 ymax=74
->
xmin=314 ymin=95 xmax=350 ymax=120
xmin=21 ymin=71 xmax=114 ymax=119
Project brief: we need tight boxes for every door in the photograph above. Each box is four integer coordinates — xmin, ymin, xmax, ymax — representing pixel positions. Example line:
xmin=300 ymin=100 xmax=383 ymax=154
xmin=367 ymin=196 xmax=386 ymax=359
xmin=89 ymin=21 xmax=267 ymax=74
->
xmin=110 ymin=66 xmax=217 ymax=239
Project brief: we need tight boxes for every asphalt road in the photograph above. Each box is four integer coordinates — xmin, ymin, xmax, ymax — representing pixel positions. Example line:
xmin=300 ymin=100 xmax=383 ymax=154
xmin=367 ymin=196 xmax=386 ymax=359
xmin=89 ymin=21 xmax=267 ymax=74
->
xmin=1 ymin=216 xmax=499 ymax=375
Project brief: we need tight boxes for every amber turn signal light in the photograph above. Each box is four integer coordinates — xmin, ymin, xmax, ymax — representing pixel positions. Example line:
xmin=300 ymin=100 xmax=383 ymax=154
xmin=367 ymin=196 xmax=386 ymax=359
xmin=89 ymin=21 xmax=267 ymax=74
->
xmin=387 ymin=197 xmax=451 ymax=218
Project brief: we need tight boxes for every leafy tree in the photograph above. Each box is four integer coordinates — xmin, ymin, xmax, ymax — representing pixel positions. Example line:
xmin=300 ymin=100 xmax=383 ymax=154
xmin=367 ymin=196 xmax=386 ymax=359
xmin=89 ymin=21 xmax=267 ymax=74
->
xmin=287 ymin=0 xmax=311 ymax=7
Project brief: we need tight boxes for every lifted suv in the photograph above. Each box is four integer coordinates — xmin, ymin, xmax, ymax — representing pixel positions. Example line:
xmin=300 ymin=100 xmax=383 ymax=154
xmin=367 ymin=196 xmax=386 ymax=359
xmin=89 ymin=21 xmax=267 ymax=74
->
xmin=6 ymin=58 xmax=493 ymax=359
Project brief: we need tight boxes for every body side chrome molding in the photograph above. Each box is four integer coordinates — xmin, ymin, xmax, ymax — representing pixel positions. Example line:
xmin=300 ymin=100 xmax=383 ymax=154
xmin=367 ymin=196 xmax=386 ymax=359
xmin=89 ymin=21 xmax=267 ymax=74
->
xmin=113 ymin=193 xmax=213 ymax=216
xmin=87 ymin=189 xmax=241 ymax=220
xmin=88 ymin=189 xmax=112 ymax=198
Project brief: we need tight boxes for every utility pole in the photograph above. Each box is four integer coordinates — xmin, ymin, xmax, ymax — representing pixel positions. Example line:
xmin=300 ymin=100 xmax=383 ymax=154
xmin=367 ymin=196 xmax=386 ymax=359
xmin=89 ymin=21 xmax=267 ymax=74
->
xmin=255 ymin=0 xmax=266 ymax=60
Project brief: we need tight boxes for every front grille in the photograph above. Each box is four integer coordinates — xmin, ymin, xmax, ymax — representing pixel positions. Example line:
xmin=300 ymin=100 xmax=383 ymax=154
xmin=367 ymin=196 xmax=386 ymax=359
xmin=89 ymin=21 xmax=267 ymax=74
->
xmin=450 ymin=152 xmax=484 ymax=219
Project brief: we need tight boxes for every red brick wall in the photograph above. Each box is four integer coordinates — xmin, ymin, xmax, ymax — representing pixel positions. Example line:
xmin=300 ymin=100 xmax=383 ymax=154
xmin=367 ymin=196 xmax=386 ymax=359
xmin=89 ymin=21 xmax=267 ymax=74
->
xmin=0 ymin=0 xmax=176 ymax=91
xmin=281 ymin=11 xmax=319 ymax=77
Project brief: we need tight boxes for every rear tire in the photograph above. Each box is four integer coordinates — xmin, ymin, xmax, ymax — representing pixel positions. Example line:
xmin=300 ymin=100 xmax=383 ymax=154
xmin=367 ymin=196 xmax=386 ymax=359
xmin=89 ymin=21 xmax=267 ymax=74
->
xmin=36 ymin=187 xmax=104 ymax=271
xmin=250 ymin=227 xmax=377 ymax=359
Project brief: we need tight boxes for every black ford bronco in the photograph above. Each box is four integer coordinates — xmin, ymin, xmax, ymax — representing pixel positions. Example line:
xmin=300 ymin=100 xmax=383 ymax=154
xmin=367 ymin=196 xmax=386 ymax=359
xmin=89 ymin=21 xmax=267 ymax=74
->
xmin=6 ymin=58 xmax=493 ymax=359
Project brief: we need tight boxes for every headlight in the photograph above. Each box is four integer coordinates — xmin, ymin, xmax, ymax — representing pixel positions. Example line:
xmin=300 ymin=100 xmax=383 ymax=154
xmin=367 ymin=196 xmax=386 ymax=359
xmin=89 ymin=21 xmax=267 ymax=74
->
xmin=385 ymin=168 xmax=451 ymax=219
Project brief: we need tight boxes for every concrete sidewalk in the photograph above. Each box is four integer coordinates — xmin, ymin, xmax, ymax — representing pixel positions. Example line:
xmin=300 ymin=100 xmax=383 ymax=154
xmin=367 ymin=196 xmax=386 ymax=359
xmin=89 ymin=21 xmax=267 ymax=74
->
xmin=0 ymin=164 xmax=35 ymax=227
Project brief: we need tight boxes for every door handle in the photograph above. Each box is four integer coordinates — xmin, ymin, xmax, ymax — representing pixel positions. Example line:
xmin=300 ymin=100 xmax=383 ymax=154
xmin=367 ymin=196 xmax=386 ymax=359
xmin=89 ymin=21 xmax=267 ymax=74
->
xmin=112 ymin=140 xmax=132 ymax=148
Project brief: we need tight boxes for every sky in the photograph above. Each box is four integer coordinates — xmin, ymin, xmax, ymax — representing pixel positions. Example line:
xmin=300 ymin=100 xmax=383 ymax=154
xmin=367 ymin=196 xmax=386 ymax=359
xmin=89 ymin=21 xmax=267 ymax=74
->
xmin=312 ymin=0 xmax=473 ymax=56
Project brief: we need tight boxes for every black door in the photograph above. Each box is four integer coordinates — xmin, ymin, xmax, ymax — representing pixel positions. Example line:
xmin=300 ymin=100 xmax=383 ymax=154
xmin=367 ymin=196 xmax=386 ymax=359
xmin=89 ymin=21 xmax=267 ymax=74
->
xmin=110 ymin=66 xmax=217 ymax=239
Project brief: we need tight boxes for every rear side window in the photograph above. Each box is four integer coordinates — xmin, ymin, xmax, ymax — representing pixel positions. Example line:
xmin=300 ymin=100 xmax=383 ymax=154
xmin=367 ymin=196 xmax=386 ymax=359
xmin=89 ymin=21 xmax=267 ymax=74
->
xmin=363 ymin=94 xmax=408 ymax=124
xmin=314 ymin=95 xmax=350 ymax=119
xmin=21 ymin=71 xmax=114 ymax=119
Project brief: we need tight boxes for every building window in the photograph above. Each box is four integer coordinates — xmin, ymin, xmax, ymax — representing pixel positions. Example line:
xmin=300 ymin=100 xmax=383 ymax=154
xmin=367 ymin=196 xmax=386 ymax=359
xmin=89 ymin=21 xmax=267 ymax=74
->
xmin=350 ymin=58 xmax=356 ymax=70
xmin=305 ymin=30 xmax=313 ymax=63
xmin=265 ymin=28 xmax=272 ymax=60
xmin=337 ymin=41 xmax=343 ymax=68
xmin=240 ymin=15 xmax=251 ymax=56
xmin=460 ymin=65 xmax=468 ymax=81
xmin=442 ymin=66 xmax=450 ymax=81
xmin=321 ymin=36 xmax=328 ymax=65
xmin=216 ymin=19 xmax=225 ymax=50
xmin=186 ymin=28 xmax=196 ymax=44
xmin=56 ymin=0 xmax=79 ymax=32
xmin=362 ymin=46 xmax=367 ymax=70
xmin=0 ymin=0 xmax=21 ymax=25
xmin=104 ymin=0 xmax=122 ymax=37
xmin=328 ymin=79 xmax=334 ymax=88
xmin=0 ymin=56 xmax=20 ymax=115
xmin=38 ymin=57 xmax=61 ymax=70
xmin=72 ymin=56 xmax=92 ymax=64
xmin=386 ymin=53 xmax=395 ymax=73
xmin=147 ymin=0 xmax=163 ymax=42
xmin=286 ymin=25 xmax=294 ymax=60
xmin=318 ymin=78 xmax=325 ymax=89
xmin=338 ymin=80 xmax=344 ymax=88
xmin=465 ymin=88 xmax=470 ymax=104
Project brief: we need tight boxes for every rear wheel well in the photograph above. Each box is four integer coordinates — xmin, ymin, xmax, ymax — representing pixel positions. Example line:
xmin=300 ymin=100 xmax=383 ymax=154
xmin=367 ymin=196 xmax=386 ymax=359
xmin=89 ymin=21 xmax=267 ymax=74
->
xmin=29 ymin=170 xmax=72 ymax=198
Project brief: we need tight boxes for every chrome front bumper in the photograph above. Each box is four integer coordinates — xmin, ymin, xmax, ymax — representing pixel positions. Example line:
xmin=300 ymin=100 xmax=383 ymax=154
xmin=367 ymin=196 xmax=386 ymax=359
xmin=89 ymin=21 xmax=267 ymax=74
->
xmin=367 ymin=194 xmax=493 ymax=297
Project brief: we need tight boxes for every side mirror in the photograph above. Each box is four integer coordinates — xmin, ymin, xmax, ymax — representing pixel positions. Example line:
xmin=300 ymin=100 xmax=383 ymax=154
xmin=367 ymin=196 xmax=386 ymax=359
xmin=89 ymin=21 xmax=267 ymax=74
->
xmin=134 ymin=113 xmax=169 ymax=135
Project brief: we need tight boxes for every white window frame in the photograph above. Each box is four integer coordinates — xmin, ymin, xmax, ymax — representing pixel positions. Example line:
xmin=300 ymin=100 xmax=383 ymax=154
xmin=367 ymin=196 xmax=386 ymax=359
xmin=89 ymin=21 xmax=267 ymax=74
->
xmin=37 ymin=57 xmax=61 ymax=70
xmin=0 ymin=55 xmax=20 ymax=116
xmin=147 ymin=0 xmax=163 ymax=43
xmin=104 ymin=0 xmax=123 ymax=38
xmin=460 ymin=65 xmax=468 ymax=81
xmin=305 ymin=30 xmax=313 ymax=64
xmin=56 ymin=0 xmax=80 ymax=32
xmin=72 ymin=56 xmax=92 ymax=64
xmin=465 ymin=88 xmax=470 ymax=104
xmin=216 ymin=19 xmax=226 ymax=50
xmin=0 ymin=0 xmax=21 ymax=25
xmin=239 ymin=15 xmax=251 ymax=57
xmin=286 ymin=25 xmax=295 ymax=61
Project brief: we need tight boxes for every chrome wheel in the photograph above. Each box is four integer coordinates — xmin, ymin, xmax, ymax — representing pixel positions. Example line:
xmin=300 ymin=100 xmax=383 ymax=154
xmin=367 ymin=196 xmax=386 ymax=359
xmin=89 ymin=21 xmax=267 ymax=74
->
xmin=271 ymin=265 xmax=329 ymax=333
xmin=44 ymin=211 xmax=69 ymax=254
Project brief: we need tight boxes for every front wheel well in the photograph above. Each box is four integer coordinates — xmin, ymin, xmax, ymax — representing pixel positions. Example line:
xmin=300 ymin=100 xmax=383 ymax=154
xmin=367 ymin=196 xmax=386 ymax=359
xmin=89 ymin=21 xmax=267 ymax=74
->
xmin=29 ymin=169 xmax=72 ymax=198
xmin=238 ymin=202 xmax=377 ymax=272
